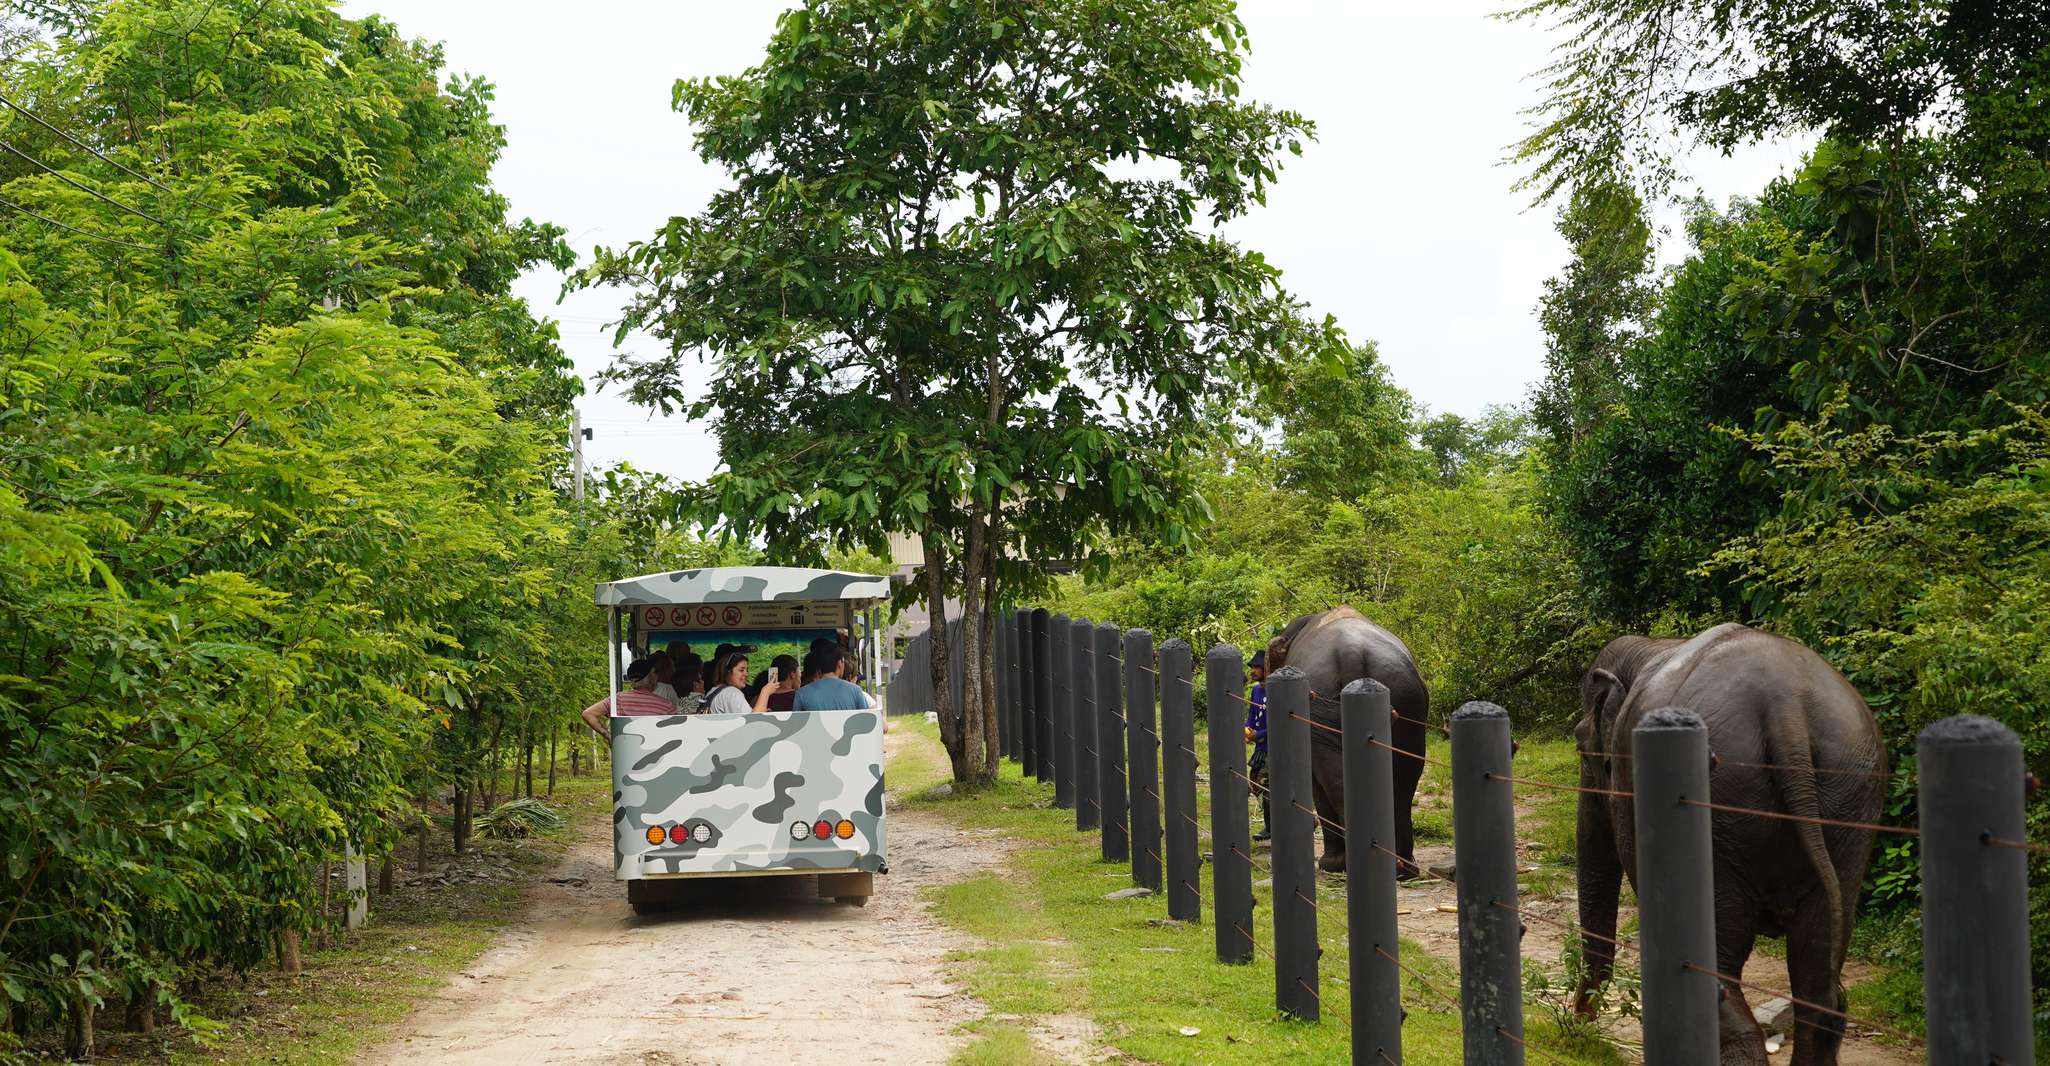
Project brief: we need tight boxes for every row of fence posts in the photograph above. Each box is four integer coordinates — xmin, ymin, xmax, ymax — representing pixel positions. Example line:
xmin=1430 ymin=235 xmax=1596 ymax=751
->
xmin=911 ymin=608 xmax=2033 ymax=1065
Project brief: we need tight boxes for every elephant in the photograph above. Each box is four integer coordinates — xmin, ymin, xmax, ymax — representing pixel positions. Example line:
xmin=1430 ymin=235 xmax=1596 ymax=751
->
xmin=1572 ymin=624 xmax=1885 ymax=1066
xmin=1264 ymin=607 xmax=1428 ymax=876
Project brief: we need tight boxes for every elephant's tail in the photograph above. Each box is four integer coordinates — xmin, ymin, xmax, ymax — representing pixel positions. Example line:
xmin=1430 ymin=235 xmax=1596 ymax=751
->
xmin=1763 ymin=700 xmax=1844 ymax=966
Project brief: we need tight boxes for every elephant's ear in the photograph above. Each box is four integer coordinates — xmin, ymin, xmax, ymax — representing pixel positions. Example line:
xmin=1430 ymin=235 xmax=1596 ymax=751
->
xmin=1588 ymin=667 xmax=1626 ymax=748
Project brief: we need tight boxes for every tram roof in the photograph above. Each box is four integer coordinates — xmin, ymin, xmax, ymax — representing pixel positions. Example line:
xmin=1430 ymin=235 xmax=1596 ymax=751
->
xmin=594 ymin=566 xmax=893 ymax=607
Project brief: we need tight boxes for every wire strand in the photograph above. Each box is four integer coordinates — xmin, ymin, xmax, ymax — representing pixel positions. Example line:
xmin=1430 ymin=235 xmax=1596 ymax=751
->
xmin=0 ymin=139 xmax=166 ymax=225
xmin=0 ymin=193 xmax=154 ymax=251
xmin=0 ymin=90 xmax=175 ymax=192
xmin=1486 ymin=771 xmax=1633 ymax=800
xmin=1679 ymin=962 xmax=1924 ymax=1045
xmin=1678 ymin=798 xmax=1920 ymax=838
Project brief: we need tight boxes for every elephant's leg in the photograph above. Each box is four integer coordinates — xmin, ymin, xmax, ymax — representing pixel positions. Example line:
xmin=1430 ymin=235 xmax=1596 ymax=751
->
xmin=1715 ymin=904 xmax=1769 ymax=1066
xmin=1311 ymin=742 xmax=1346 ymax=872
xmin=1389 ymin=713 xmax=1427 ymax=871
xmin=1569 ymin=794 xmax=1623 ymax=1018
xmin=1785 ymin=891 xmax=1849 ymax=1066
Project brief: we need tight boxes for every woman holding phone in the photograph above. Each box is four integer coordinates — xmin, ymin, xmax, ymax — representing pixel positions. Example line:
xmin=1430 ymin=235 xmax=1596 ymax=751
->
xmin=705 ymin=650 xmax=775 ymax=714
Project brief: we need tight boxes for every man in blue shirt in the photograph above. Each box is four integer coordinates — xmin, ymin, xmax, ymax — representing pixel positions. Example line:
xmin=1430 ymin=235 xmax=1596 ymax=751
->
xmin=791 ymin=646 xmax=875 ymax=712
xmin=1245 ymin=649 xmax=1271 ymax=842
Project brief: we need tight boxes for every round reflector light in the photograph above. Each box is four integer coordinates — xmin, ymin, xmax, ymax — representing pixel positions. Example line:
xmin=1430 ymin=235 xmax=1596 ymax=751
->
xmin=668 ymin=824 xmax=690 ymax=844
xmin=644 ymin=826 xmax=665 ymax=845
xmin=790 ymin=820 xmax=810 ymax=841
xmin=690 ymin=823 xmax=712 ymax=844
xmin=813 ymin=819 xmax=832 ymax=840
xmin=835 ymin=820 xmax=856 ymax=840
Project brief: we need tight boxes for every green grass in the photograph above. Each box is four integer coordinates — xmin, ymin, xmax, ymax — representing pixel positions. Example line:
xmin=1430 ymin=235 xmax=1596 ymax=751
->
xmin=86 ymin=769 xmax=614 ymax=1066
xmin=949 ymin=1022 xmax=1061 ymax=1066
xmin=896 ymin=720 xmax=1624 ymax=1066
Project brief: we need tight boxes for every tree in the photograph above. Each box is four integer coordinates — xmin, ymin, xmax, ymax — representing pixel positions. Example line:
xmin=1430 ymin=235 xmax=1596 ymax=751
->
xmin=1252 ymin=342 xmax=1424 ymax=498
xmin=582 ymin=0 xmax=1343 ymax=786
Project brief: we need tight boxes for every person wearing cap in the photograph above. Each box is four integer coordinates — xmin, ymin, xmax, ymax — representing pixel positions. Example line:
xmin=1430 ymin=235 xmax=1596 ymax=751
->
xmin=1245 ymin=648 xmax=1272 ymax=842
xmin=578 ymin=654 xmax=681 ymax=736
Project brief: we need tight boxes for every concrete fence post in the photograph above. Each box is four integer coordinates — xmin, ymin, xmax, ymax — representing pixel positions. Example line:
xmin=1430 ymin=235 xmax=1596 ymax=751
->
xmin=1096 ymin=621 xmax=1128 ymax=862
xmin=1016 ymin=609 xmax=1037 ymax=777
xmin=1631 ymin=707 xmax=1719 ymax=1066
xmin=1450 ymin=702 xmax=1523 ymax=1066
xmin=1072 ymin=617 xmax=1099 ymax=831
xmin=1266 ymin=665 xmax=1319 ymax=1020
xmin=1031 ymin=609 xmax=1052 ymax=785
xmin=1343 ymin=679 xmax=1401 ymax=1064
xmin=1126 ymin=628 xmax=1161 ymax=891
xmin=1207 ymin=643 xmax=1254 ymax=964
xmin=1050 ymin=614 xmax=1073 ymax=808
xmin=1160 ymin=639 xmax=1200 ymax=923
xmin=1919 ymin=715 xmax=2033 ymax=1066
xmin=994 ymin=611 xmax=1011 ymax=761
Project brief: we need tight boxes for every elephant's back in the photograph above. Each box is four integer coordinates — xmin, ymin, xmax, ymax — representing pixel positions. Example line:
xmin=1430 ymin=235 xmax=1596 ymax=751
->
xmin=1286 ymin=609 xmax=1427 ymax=718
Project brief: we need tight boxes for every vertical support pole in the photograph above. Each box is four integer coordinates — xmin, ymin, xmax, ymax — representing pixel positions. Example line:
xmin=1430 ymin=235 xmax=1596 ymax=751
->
xmin=1126 ymin=628 xmax=1161 ymax=891
xmin=1096 ymin=621 xmax=1128 ymax=862
xmin=1267 ymin=666 xmax=1319 ymax=1019
xmin=1072 ymin=616 xmax=1100 ymax=831
xmin=1207 ymin=643 xmax=1254 ymax=964
xmin=1008 ymin=611 xmax=1024 ymax=766
xmin=995 ymin=610 xmax=1012 ymax=761
xmin=1019 ymin=609 xmax=1039 ymax=778
xmin=1160 ymin=639 xmax=1200 ymax=923
xmin=1632 ymin=707 xmax=1718 ymax=1066
xmin=1344 ymin=679 xmax=1400 ymax=1064
xmin=344 ymin=836 xmax=368 ymax=931
xmin=1031 ymin=609 xmax=1052 ymax=785
xmin=1050 ymin=614 xmax=1073 ymax=807
xmin=1920 ymin=715 xmax=2032 ymax=1065
xmin=1450 ymin=701 xmax=1523 ymax=1066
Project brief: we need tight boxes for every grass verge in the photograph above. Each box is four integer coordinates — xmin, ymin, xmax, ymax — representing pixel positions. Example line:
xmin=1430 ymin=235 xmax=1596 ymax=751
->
xmin=894 ymin=718 xmax=1618 ymax=1066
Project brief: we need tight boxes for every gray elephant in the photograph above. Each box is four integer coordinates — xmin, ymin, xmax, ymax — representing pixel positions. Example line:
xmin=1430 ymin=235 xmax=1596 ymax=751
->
xmin=1572 ymin=624 xmax=1885 ymax=1066
xmin=1265 ymin=607 xmax=1429 ymax=876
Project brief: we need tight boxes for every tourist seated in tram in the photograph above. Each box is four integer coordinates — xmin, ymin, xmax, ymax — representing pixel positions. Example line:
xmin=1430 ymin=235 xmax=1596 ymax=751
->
xmin=791 ymin=646 xmax=874 ymax=712
xmin=578 ymin=650 xmax=683 ymax=735
xmin=704 ymin=649 xmax=777 ymax=714
xmin=759 ymin=654 xmax=802 ymax=711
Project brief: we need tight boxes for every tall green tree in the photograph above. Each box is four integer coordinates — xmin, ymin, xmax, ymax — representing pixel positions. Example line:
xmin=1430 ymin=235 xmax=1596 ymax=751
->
xmin=582 ymin=0 xmax=1343 ymax=785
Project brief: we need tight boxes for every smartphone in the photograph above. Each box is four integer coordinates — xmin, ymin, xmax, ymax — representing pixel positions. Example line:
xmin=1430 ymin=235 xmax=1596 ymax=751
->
xmin=766 ymin=666 xmax=780 ymax=685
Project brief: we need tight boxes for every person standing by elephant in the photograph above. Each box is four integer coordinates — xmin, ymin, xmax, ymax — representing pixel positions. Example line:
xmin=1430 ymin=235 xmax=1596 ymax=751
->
xmin=1245 ymin=649 xmax=1271 ymax=842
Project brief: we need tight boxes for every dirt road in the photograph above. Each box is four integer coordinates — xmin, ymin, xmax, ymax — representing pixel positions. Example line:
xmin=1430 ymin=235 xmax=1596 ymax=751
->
xmin=367 ymin=733 xmax=1002 ymax=1066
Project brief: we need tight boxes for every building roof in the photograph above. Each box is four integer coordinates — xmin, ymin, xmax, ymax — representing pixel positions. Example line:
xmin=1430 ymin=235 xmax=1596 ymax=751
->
xmin=594 ymin=566 xmax=893 ymax=607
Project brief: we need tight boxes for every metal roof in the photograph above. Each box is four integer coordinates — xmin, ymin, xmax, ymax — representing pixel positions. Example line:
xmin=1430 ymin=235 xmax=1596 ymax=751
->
xmin=594 ymin=566 xmax=893 ymax=607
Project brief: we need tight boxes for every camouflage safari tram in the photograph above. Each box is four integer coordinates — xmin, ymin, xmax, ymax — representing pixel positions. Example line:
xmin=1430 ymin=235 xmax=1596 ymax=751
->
xmin=594 ymin=566 xmax=891 ymax=914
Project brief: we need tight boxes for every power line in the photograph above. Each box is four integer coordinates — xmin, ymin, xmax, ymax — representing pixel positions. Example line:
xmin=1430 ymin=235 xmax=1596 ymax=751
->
xmin=0 ymin=90 xmax=174 ymax=193
xmin=0 ymin=193 xmax=154 ymax=251
xmin=0 ymin=138 xmax=166 ymax=226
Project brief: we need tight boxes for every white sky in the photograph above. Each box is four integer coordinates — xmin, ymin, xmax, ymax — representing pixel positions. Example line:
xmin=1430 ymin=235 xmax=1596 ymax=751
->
xmin=341 ymin=1 xmax=1809 ymax=485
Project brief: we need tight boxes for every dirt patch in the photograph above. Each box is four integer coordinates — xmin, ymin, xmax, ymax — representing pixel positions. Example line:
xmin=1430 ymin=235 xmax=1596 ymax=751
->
xmin=1387 ymin=841 xmax=1917 ymax=1065
xmin=364 ymin=730 xmax=1011 ymax=1066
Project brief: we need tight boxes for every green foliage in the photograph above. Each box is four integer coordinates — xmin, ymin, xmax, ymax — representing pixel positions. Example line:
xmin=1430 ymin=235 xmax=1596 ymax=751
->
xmin=0 ymin=0 xmax=653 ymax=1045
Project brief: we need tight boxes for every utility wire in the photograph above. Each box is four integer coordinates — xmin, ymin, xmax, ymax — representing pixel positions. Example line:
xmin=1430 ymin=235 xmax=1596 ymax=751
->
xmin=0 ymin=138 xmax=166 ymax=225
xmin=0 ymin=90 xmax=174 ymax=192
xmin=0 ymin=193 xmax=154 ymax=251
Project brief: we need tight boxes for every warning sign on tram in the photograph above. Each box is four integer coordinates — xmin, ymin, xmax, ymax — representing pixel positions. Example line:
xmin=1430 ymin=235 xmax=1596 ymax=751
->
xmin=639 ymin=600 xmax=850 ymax=632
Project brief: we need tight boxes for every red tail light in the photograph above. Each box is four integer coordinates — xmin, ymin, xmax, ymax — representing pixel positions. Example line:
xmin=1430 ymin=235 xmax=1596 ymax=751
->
xmin=813 ymin=819 xmax=832 ymax=840
xmin=669 ymin=824 xmax=690 ymax=844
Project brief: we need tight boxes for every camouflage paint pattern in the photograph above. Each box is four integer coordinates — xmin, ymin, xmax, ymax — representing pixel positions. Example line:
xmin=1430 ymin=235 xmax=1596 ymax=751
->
xmin=596 ymin=566 xmax=892 ymax=606
xmin=610 ymin=710 xmax=886 ymax=879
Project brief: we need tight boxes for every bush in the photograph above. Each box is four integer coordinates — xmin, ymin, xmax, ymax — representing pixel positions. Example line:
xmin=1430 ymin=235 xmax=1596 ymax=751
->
xmin=475 ymin=798 xmax=568 ymax=840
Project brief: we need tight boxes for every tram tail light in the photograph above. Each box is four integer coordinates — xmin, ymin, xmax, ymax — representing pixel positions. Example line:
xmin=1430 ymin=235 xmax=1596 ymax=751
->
xmin=669 ymin=824 xmax=690 ymax=844
xmin=813 ymin=819 xmax=832 ymax=840
xmin=835 ymin=820 xmax=856 ymax=840
xmin=790 ymin=820 xmax=810 ymax=841
xmin=644 ymin=826 xmax=665 ymax=845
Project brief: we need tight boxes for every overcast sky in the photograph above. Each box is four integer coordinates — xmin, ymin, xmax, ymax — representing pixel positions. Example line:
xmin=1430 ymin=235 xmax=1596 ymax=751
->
xmin=340 ymin=1 xmax=1807 ymax=485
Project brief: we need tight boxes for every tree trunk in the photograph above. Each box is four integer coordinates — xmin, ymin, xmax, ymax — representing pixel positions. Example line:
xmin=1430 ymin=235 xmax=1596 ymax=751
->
xmin=480 ymin=709 xmax=504 ymax=812
xmin=523 ymin=723 xmax=536 ymax=799
xmin=919 ymin=531 xmax=967 ymax=781
xmin=124 ymin=985 xmax=154 ymax=1035
xmin=416 ymin=802 xmax=430 ymax=871
xmin=570 ymin=727 xmax=581 ymax=777
xmin=959 ymin=512 xmax=991 ymax=787
xmin=378 ymin=854 xmax=394 ymax=896
xmin=316 ymin=861 xmax=332 ymax=948
xmin=279 ymin=929 xmax=301 ymax=976
xmin=65 ymin=993 xmax=93 ymax=1061
xmin=978 ymin=519 xmax=1002 ymax=780
xmin=547 ymin=726 xmax=558 ymax=796
xmin=453 ymin=784 xmax=471 ymax=855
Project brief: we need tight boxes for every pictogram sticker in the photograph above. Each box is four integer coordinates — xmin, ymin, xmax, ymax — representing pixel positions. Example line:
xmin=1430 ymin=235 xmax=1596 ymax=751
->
xmin=696 ymin=605 xmax=717 ymax=626
xmin=644 ymin=606 xmax=666 ymax=627
xmin=722 ymin=605 xmax=743 ymax=626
